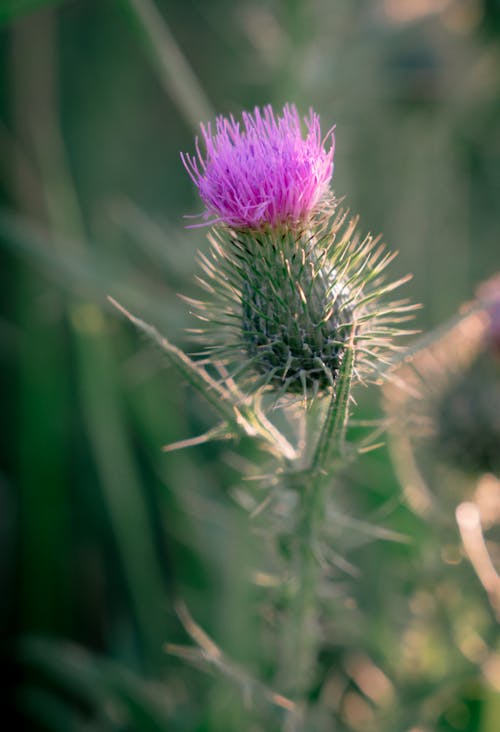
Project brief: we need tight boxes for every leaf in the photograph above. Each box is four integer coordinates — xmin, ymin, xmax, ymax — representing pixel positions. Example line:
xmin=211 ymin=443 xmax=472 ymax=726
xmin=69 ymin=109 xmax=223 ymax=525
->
xmin=0 ymin=0 xmax=66 ymax=24
xmin=108 ymin=297 xmax=297 ymax=460
xmin=165 ymin=602 xmax=296 ymax=715
xmin=162 ymin=422 xmax=236 ymax=452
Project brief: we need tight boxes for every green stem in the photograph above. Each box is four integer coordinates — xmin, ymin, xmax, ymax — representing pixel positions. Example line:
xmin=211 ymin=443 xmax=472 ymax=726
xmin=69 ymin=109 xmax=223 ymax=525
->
xmin=289 ymin=475 xmax=328 ymax=692
xmin=311 ymin=341 xmax=354 ymax=474
xmin=284 ymin=342 xmax=356 ymax=727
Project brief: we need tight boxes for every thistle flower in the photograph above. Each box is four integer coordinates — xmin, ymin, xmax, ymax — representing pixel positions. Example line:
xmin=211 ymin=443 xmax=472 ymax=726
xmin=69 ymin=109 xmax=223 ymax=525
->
xmin=181 ymin=104 xmax=335 ymax=229
xmin=182 ymin=105 xmax=414 ymax=399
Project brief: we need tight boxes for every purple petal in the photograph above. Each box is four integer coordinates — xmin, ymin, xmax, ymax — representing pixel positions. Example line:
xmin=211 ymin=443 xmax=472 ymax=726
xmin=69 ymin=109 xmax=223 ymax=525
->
xmin=181 ymin=103 xmax=335 ymax=229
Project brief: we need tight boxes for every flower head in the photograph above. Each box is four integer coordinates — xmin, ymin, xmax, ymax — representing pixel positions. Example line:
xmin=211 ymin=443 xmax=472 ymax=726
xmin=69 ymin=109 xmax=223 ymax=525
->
xmin=182 ymin=104 xmax=413 ymax=400
xmin=181 ymin=104 xmax=335 ymax=230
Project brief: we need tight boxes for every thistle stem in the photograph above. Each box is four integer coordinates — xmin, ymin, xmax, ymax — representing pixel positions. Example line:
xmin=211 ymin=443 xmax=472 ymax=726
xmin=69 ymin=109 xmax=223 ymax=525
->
xmin=284 ymin=343 xmax=356 ymax=727
xmin=311 ymin=338 xmax=355 ymax=473
xmin=289 ymin=473 xmax=329 ymax=691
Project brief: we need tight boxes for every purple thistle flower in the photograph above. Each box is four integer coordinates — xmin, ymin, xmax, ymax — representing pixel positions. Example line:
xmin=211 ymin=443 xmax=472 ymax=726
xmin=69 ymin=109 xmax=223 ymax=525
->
xmin=181 ymin=103 xmax=335 ymax=230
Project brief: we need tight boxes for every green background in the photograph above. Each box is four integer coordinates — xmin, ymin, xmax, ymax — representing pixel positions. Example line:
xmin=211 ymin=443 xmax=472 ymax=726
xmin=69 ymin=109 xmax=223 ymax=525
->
xmin=1 ymin=0 xmax=500 ymax=730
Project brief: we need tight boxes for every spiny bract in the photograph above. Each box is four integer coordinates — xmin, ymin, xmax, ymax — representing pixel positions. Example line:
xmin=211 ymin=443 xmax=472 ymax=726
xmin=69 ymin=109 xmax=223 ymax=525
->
xmin=187 ymin=208 xmax=414 ymax=399
xmin=238 ymin=229 xmax=352 ymax=395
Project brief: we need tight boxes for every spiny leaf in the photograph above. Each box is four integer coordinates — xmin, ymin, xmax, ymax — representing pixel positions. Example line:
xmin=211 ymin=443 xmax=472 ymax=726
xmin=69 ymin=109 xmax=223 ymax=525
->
xmin=162 ymin=422 xmax=235 ymax=452
xmin=108 ymin=297 xmax=297 ymax=460
xmin=166 ymin=602 xmax=296 ymax=715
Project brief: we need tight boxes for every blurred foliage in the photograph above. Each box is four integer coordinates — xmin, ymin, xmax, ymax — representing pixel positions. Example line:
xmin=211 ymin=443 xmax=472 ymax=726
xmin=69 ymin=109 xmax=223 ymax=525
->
xmin=0 ymin=0 xmax=65 ymax=25
xmin=1 ymin=0 xmax=500 ymax=730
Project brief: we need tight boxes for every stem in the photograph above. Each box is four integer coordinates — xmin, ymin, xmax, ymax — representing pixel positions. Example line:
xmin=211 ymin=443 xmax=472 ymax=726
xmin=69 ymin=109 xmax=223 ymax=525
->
xmin=311 ymin=339 xmax=355 ymax=474
xmin=283 ymin=341 xmax=356 ymax=727
xmin=288 ymin=474 xmax=328 ymax=694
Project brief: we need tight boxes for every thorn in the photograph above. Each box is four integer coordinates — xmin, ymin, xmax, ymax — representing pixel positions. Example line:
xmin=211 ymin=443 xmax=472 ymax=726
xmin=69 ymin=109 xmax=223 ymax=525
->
xmin=107 ymin=295 xmax=137 ymax=324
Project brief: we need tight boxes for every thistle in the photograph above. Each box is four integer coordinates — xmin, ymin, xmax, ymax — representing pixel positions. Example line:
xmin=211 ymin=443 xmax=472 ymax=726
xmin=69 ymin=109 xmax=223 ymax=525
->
xmin=110 ymin=103 xmax=416 ymax=726
xmin=182 ymin=104 xmax=414 ymax=399
xmin=384 ymin=274 xmax=500 ymax=488
xmin=433 ymin=276 xmax=500 ymax=476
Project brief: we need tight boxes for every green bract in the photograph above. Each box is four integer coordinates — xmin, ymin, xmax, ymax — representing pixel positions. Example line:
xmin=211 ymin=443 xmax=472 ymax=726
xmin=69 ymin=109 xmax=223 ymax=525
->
xmin=187 ymin=207 xmax=415 ymax=400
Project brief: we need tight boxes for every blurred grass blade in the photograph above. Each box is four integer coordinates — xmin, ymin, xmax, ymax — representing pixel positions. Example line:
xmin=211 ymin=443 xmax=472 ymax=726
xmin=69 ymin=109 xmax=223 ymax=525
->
xmin=16 ymin=9 xmax=171 ymax=660
xmin=19 ymin=637 xmax=115 ymax=714
xmin=0 ymin=0 xmax=65 ymax=24
xmin=107 ymin=197 xmax=190 ymax=275
xmin=10 ymin=8 xmax=72 ymax=639
xmin=20 ymin=637 xmax=177 ymax=731
xmin=0 ymin=208 xmax=180 ymax=331
xmin=71 ymin=314 xmax=169 ymax=664
xmin=120 ymin=0 xmax=213 ymax=132
xmin=18 ymin=687 xmax=94 ymax=732
xmin=0 ymin=208 xmax=113 ymax=292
